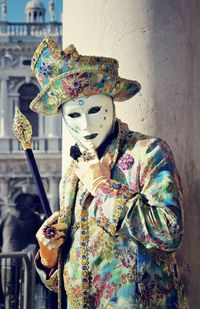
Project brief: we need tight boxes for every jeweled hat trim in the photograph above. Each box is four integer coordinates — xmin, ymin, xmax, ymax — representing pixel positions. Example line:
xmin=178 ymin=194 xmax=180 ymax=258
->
xmin=30 ymin=36 xmax=141 ymax=115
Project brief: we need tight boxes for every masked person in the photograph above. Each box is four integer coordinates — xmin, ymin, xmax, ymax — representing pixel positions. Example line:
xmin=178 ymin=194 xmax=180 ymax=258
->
xmin=31 ymin=36 xmax=189 ymax=309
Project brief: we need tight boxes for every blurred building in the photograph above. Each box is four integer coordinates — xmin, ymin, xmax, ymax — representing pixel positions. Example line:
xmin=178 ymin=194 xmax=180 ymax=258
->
xmin=0 ymin=0 xmax=62 ymax=214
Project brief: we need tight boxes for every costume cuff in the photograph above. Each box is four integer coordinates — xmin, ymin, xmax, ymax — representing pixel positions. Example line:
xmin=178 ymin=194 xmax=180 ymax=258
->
xmin=34 ymin=251 xmax=58 ymax=292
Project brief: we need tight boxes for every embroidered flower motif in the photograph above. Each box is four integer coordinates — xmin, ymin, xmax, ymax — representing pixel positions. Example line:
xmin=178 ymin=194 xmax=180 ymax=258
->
xmin=39 ymin=62 xmax=52 ymax=76
xmin=118 ymin=153 xmax=134 ymax=170
xmin=61 ymin=72 xmax=90 ymax=99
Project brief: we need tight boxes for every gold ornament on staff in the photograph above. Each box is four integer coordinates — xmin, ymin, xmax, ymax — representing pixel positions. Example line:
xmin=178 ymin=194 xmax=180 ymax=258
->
xmin=12 ymin=108 xmax=32 ymax=150
xmin=12 ymin=108 xmax=52 ymax=218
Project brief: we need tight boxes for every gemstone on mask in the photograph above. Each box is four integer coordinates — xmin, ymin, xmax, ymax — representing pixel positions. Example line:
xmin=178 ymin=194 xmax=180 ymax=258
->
xmin=78 ymin=99 xmax=85 ymax=106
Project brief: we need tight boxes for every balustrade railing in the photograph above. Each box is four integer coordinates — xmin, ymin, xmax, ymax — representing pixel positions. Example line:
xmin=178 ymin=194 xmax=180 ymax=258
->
xmin=0 ymin=21 xmax=62 ymax=37
xmin=0 ymin=137 xmax=62 ymax=153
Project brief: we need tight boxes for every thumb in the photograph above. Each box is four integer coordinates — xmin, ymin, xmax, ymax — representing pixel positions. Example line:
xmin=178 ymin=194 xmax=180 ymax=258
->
xmin=101 ymin=153 xmax=111 ymax=169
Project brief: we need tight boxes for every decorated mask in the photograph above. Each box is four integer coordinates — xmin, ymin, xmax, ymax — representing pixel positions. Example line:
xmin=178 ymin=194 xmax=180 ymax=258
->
xmin=62 ymin=94 xmax=115 ymax=150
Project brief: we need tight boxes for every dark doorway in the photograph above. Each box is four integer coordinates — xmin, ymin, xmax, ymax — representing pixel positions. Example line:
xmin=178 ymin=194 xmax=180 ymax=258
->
xmin=18 ymin=84 xmax=39 ymax=136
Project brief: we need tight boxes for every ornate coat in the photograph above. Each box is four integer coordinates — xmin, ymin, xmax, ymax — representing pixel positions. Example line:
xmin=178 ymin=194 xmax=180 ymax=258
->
xmin=35 ymin=120 xmax=189 ymax=309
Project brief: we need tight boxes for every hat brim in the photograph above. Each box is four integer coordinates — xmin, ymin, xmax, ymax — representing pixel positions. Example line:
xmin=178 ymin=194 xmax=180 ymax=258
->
xmin=30 ymin=69 xmax=141 ymax=115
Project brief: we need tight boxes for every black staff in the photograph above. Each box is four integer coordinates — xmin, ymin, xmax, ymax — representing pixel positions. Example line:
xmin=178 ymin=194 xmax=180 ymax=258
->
xmin=12 ymin=108 xmax=52 ymax=218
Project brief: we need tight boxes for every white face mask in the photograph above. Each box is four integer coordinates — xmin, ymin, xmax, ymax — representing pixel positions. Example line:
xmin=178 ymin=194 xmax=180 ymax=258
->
xmin=62 ymin=95 xmax=114 ymax=150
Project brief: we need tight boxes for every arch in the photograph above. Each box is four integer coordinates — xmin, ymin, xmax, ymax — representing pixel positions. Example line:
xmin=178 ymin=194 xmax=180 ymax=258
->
xmin=8 ymin=184 xmax=43 ymax=214
xmin=18 ymin=83 xmax=39 ymax=136
xmin=34 ymin=11 xmax=37 ymax=21
xmin=13 ymin=79 xmax=39 ymax=94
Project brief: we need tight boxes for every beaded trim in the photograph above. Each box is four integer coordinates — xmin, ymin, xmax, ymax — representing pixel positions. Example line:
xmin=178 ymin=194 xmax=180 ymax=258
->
xmin=31 ymin=36 xmax=61 ymax=72
xmin=61 ymin=189 xmax=91 ymax=308
xmin=31 ymin=68 xmax=120 ymax=101
xmin=30 ymin=36 xmax=141 ymax=115
xmin=96 ymin=198 xmax=125 ymax=236
xmin=80 ymin=190 xmax=91 ymax=308
xmin=31 ymin=35 xmax=119 ymax=75
xmin=29 ymin=67 xmax=140 ymax=115
xmin=63 ymin=268 xmax=82 ymax=309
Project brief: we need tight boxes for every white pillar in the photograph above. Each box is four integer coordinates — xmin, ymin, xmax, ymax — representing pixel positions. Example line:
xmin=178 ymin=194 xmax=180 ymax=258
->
xmin=0 ymin=179 xmax=8 ymax=206
xmin=39 ymin=115 xmax=45 ymax=136
xmin=45 ymin=116 xmax=61 ymax=152
xmin=0 ymin=77 xmax=8 ymax=137
xmin=63 ymin=1 xmax=200 ymax=307
xmin=45 ymin=117 xmax=57 ymax=137
xmin=48 ymin=177 xmax=59 ymax=212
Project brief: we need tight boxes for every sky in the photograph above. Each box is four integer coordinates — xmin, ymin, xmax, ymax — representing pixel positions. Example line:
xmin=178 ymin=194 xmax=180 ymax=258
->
xmin=2 ymin=0 xmax=62 ymax=22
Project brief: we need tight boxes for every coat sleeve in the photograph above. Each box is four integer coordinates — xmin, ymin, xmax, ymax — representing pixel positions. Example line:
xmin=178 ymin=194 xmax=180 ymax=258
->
xmin=34 ymin=161 xmax=78 ymax=291
xmin=92 ymin=138 xmax=184 ymax=252
xmin=34 ymin=251 xmax=59 ymax=293
xmin=34 ymin=173 xmax=69 ymax=292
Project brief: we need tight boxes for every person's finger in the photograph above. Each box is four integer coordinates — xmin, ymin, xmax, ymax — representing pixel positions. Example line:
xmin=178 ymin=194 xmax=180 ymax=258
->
xmin=38 ymin=226 xmax=65 ymax=240
xmin=45 ymin=211 xmax=59 ymax=225
xmin=80 ymin=141 xmax=95 ymax=153
xmin=39 ymin=233 xmax=65 ymax=248
xmin=53 ymin=223 xmax=67 ymax=230
xmin=54 ymin=231 xmax=65 ymax=239
xmin=47 ymin=238 xmax=65 ymax=249
xmin=81 ymin=145 xmax=97 ymax=157
xmin=39 ymin=212 xmax=60 ymax=234
xmin=87 ymin=141 xmax=95 ymax=151
xmin=42 ymin=232 xmax=65 ymax=244
xmin=39 ymin=212 xmax=59 ymax=233
xmin=77 ymin=157 xmax=98 ymax=170
xmin=75 ymin=162 xmax=88 ymax=177
xmin=101 ymin=153 xmax=111 ymax=168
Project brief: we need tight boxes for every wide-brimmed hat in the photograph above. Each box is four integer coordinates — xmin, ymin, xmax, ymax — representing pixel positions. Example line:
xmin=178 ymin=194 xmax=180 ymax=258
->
xmin=30 ymin=35 xmax=141 ymax=115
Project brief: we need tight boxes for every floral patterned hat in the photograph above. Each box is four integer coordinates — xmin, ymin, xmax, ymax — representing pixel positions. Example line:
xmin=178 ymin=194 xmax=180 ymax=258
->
xmin=30 ymin=35 xmax=141 ymax=115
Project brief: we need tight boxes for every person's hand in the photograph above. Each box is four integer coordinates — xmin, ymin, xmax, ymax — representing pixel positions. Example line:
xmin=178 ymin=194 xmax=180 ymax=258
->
xmin=75 ymin=145 xmax=111 ymax=195
xmin=36 ymin=211 xmax=67 ymax=268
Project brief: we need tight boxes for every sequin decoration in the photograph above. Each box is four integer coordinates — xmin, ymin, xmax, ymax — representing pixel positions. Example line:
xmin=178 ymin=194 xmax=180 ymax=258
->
xmin=79 ymin=190 xmax=91 ymax=308
xmin=118 ymin=153 xmax=134 ymax=170
xmin=29 ymin=35 xmax=141 ymax=115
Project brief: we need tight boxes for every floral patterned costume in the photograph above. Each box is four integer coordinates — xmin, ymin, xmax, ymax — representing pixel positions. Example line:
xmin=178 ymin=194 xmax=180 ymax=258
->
xmin=35 ymin=120 xmax=189 ymax=309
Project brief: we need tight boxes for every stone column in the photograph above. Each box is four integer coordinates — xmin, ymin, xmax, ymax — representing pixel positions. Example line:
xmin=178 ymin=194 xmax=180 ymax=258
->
xmin=0 ymin=77 xmax=9 ymax=137
xmin=48 ymin=177 xmax=59 ymax=212
xmin=46 ymin=117 xmax=56 ymax=137
xmin=45 ymin=116 xmax=61 ymax=152
xmin=62 ymin=1 xmax=200 ymax=308
xmin=0 ymin=178 xmax=8 ymax=207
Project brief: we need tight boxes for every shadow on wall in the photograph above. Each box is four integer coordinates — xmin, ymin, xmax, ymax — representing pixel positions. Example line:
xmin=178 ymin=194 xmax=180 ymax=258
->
xmin=150 ymin=1 xmax=200 ymax=308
